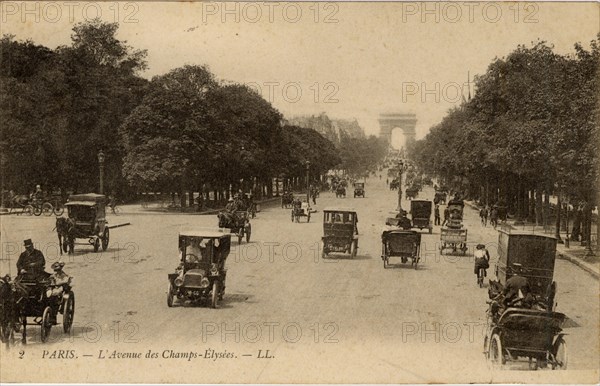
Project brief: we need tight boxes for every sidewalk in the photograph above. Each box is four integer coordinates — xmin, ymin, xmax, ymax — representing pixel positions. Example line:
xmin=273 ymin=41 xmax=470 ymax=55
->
xmin=465 ymin=200 xmax=599 ymax=280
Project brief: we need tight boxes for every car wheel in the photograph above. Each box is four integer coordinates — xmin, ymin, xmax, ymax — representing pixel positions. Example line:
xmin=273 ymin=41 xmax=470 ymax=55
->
xmin=211 ymin=282 xmax=219 ymax=309
xmin=62 ymin=292 xmax=75 ymax=333
xmin=93 ymin=238 xmax=100 ymax=252
xmin=101 ymin=229 xmax=110 ymax=251
xmin=167 ymin=283 xmax=174 ymax=308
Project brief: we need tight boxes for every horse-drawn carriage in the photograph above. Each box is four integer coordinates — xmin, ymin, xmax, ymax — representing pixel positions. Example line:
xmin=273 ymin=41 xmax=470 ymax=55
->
xmin=167 ymin=231 xmax=230 ymax=308
xmin=484 ymin=229 xmax=567 ymax=370
xmin=0 ymin=266 xmax=74 ymax=344
xmin=59 ymin=194 xmax=110 ymax=253
xmin=217 ymin=210 xmax=251 ymax=243
xmin=353 ymin=182 xmax=365 ymax=198
xmin=9 ymin=193 xmax=64 ymax=216
xmin=381 ymin=229 xmax=421 ymax=269
xmin=291 ymin=200 xmax=312 ymax=223
xmin=281 ymin=192 xmax=294 ymax=208
xmin=321 ymin=207 xmax=359 ymax=258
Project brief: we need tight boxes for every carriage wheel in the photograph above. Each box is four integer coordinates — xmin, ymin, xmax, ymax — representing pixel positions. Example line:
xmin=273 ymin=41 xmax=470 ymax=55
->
xmin=488 ymin=333 xmax=505 ymax=366
xmin=42 ymin=203 xmax=54 ymax=216
xmin=53 ymin=204 xmax=64 ymax=216
xmin=93 ymin=238 xmax=100 ymax=252
xmin=307 ymin=212 xmax=311 ymax=223
xmin=24 ymin=205 xmax=34 ymax=216
xmin=245 ymin=224 xmax=251 ymax=243
xmin=237 ymin=234 xmax=243 ymax=244
xmin=167 ymin=283 xmax=175 ymax=308
xmin=413 ymin=258 xmax=418 ymax=270
xmin=33 ymin=205 xmax=42 ymax=216
xmin=210 ymin=281 xmax=219 ymax=309
xmin=62 ymin=291 xmax=75 ymax=333
xmin=101 ymin=228 xmax=110 ymax=251
xmin=552 ymin=337 xmax=568 ymax=370
xmin=383 ymin=257 xmax=389 ymax=269
xmin=40 ymin=306 xmax=53 ymax=343
xmin=291 ymin=211 xmax=294 ymax=222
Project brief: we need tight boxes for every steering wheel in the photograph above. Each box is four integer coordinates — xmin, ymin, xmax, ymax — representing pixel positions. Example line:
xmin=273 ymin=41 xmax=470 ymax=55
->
xmin=185 ymin=254 xmax=200 ymax=263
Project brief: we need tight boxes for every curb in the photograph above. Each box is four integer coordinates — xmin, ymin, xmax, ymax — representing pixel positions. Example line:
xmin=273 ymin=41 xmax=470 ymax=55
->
xmin=557 ymin=252 xmax=600 ymax=280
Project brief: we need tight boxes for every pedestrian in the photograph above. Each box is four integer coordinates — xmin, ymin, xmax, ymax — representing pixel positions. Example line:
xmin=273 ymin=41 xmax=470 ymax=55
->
xmin=434 ymin=204 xmax=441 ymax=225
xmin=480 ymin=206 xmax=488 ymax=227
xmin=442 ymin=207 xmax=449 ymax=226
xmin=490 ymin=206 xmax=499 ymax=229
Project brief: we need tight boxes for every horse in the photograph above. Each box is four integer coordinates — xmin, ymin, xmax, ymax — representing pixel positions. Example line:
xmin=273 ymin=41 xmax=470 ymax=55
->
xmin=55 ymin=217 xmax=75 ymax=254
xmin=217 ymin=211 xmax=237 ymax=229
xmin=0 ymin=275 xmax=22 ymax=346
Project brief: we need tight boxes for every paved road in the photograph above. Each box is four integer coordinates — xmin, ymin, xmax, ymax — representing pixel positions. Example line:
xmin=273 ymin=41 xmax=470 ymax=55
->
xmin=1 ymin=176 xmax=598 ymax=383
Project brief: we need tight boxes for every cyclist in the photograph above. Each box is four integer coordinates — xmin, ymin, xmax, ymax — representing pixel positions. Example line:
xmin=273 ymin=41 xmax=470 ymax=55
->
xmin=474 ymin=244 xmax=490 ymax=283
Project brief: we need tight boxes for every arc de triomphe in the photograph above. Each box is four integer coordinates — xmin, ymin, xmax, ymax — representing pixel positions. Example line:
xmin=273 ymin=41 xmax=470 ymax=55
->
xmin=378 ymin=112 xmax=417 ymax=145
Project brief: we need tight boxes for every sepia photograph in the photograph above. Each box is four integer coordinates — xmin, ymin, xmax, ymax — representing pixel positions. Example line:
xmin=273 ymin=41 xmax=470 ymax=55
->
xmin=0 ymin=1 xmax=598 ymax=384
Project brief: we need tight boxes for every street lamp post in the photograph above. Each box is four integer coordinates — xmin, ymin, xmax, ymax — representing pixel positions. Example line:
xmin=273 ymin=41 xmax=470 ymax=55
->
xmin=97 ymin=150 xmax=105 ymax=195
xmin=306 ymin=161 xmax=311 ymax=203
xmin=397 ymin=160 xmax=404 ymax=212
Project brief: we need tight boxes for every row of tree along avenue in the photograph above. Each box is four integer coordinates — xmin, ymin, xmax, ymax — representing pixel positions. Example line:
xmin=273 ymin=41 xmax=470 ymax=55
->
xmin=1 ymin=20 xmax=384 ymax=208
xmin=408 ymin=36 xmax=599 ymax=246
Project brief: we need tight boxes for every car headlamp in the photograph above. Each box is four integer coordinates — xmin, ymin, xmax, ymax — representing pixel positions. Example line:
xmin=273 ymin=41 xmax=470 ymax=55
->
xmin=174 ymin=277 xmax=184 ymax=287
xmin=200 ymin=277 xmax=210 ymax=288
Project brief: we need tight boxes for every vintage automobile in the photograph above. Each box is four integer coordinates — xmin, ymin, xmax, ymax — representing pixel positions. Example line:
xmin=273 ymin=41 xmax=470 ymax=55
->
xmin=484 ymin=229 xmax=566 ymax=370
xmin=353 ymin=182 xmax=365 ymax=198
xmin=410 ymin=200 xmax=433 ymax=234
xmin=217 ymin=211 xmax=251 ymax=243
xmin=335 ymin=185 xmax=346 ymax=198
xmin=291 ymin=200 xmax=312 ymax=223
xmin=3 ymin=265 xmax=75 ymax=344
xmin=321 ymin=207 xmax=359 ymax=258
xmin=167 ymin=231 xmax=230 ymax=308
xmin=64 ymin=193 xmax=110 ymax=253
xmin=381 ymin=229 xmax=421 ymax=269
xmin=445 ymin=199 xmax=464 ymax=228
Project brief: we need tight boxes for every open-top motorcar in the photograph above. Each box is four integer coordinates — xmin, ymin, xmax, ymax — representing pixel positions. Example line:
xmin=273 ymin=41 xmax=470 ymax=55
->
xmin=167 ymin=231 xmax=231 ymax=308
xmin=321 ymin=207 xmax=358 ymax=258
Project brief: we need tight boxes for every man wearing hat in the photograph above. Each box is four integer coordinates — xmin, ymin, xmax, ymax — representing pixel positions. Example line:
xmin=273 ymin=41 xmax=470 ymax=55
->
xmin=17 ymin=239 xmax=46 ymax=279
xmin=502 ymin=263 xmax=531 ymax=307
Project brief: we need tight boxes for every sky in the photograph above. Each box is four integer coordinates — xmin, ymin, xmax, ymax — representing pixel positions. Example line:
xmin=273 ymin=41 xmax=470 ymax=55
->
xmin=2 ymin=1 xmax=598 ymax=140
